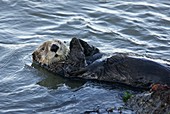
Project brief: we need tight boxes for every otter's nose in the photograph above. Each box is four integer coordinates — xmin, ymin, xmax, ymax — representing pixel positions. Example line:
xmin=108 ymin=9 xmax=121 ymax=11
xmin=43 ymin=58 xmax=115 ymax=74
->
xmin=32 ymin=52 xmax=36 ymax=60
xmin=32 ymin=53 xmax=35 ymax=60
xmin=50 ymin=44 xmax=59 ymax=53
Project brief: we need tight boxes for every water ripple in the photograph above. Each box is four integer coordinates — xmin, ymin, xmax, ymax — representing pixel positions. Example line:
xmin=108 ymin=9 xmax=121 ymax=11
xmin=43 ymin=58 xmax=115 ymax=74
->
xmin=0 ymin=0 xmax=170 ymax=113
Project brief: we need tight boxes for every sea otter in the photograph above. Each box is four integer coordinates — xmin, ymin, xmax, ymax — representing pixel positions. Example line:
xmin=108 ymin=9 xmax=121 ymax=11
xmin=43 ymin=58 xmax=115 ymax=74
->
xmin=32 ymin=38 xmax=170 ymax=89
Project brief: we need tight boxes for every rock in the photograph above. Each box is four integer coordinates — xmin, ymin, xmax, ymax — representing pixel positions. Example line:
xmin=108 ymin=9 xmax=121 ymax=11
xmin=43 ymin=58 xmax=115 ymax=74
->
xmin=126 ymin=87 xmax=170 ymax=114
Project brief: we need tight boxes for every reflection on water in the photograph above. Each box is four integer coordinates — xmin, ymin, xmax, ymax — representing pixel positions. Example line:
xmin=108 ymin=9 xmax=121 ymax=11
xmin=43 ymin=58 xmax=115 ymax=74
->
xmin=32 ymin=63 xmax=86 ymax=89
xmin=0 ymin=0 xmax=170 ymax=113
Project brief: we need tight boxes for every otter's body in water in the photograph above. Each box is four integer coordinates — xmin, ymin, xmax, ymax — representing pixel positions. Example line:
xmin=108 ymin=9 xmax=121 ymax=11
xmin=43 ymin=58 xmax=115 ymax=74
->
xmin=32 ymin=38 xmax=170 ymax=89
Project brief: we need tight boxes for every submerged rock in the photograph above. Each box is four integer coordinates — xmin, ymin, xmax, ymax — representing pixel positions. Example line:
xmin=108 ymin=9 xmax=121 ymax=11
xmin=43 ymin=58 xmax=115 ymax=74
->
xmin=126 ymin=85 xmax=170 ymax=114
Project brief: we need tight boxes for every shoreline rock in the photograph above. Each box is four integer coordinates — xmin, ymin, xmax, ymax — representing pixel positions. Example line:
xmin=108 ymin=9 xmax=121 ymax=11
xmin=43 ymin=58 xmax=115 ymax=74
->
xmin=126 ymin=86 xmax=170 ymax=114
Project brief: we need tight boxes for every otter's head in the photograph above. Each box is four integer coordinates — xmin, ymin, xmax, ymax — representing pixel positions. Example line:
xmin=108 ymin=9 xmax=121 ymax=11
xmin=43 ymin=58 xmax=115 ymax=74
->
xmin=32 ymin=40 xmax=69 ymax=66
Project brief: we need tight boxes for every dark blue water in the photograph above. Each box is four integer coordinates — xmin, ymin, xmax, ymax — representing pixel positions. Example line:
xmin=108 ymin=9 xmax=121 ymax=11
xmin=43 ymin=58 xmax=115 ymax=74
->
xmin=0 ymin=0 xmax=170 ymax=113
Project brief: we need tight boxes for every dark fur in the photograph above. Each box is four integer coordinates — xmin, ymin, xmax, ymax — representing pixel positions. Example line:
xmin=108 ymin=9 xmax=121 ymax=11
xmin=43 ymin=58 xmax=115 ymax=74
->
xmin=33 ymin=38 xmax=170 ymax=89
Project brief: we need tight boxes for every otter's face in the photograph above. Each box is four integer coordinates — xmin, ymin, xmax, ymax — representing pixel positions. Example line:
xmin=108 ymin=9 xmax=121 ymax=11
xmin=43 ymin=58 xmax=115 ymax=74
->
xmin=32 ymin=40 xmax=69 ymax=66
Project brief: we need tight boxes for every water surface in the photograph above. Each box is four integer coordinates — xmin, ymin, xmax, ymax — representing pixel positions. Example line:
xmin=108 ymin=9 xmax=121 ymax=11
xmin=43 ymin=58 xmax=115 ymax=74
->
xmin=0 ymin=0 xmax=170 ymax=113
